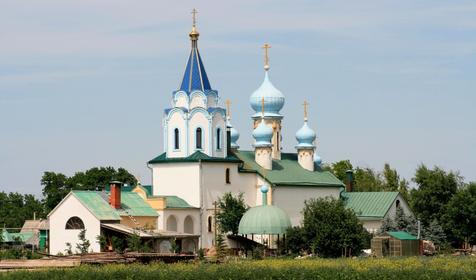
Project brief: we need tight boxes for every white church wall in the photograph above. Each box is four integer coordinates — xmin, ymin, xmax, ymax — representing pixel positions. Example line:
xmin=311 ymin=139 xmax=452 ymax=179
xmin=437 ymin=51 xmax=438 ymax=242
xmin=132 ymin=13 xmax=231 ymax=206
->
xmin=173 ymin=91 xmax=189 ymax=109
xmin=158 ymin=209 xmax=200 ymax=234
xmin=49 ymin=194 xmax=101 ymax=255
xmin=272 ymin=186 xmax=340 ymax=226
xmin=189 ymin=91 xmax=207 ymax=109
xmin=200 ymin=163 xmax=257 ymax=248
xmin=211 ymin=112 xmax=226 ymax=158
xmin=207 ymin=94 xmax=217 ymax=108
xmin=188 ymin=109 xmax=210 ymax=155
xmin=151 ymin=163 xmax=201 ymax=207
xmin=166 ymin=110 xmax=187 ymax=158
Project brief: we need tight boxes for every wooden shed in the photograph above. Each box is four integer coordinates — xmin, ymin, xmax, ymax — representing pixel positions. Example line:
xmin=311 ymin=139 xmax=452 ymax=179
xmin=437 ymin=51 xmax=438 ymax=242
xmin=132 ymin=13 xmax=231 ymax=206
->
xmin=371 ymin=231 xmax=420 ymax=257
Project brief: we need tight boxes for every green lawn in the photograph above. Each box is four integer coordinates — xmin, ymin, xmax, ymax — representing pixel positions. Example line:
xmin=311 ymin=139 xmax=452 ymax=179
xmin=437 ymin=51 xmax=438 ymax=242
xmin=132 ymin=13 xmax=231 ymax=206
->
xmin=1 ymin=256 xmax=475 ymax=280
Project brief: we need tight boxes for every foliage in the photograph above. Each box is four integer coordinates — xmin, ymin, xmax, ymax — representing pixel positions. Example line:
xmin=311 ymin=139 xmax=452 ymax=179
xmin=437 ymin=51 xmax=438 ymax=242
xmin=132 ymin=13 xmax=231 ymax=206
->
xmin=41 ymin=167 xmax=137 ymax=213
xmin=378 ymin=207 xmax=417 ymax=235
xmin=64 ymin=242 xmax=73 ymax=255
xmin=411 ymin=164 xmax=461 ymax=226
xmin=215 ymin=232 xmax=227 ymax=262
xmin=97 ymin=234 xmax=108 ymax=252
xmin=252 ymin=246 xmax=264 ymax=260
xmin=216 ymin=192 xmax=248 ymax=235
xmin=76 ymin=229 xmax=91 ymax=254
xmin=441 ymin=182 xmax=476 ymax=247
xmin=111 ymin=236 xmax=125 ymax=254
xmin=422 ymin=219 xmax=447 ymax=248
xmin=0 ymin=248 xmax=42 ymax=260
xmin=126 ymin=231 xmax=142 ymax=252
xmin=1 ymin=257 xmax=475 ymax=279
xmin=0 ymin=192 xmax=45 ymax=228
xmin=292 ymin=197 xmax=369 ymax=257
xmin=285 ymin=226 xmax=307 ymax=254
xmin=330 ymin=160 xmax=353 ymax=182
xmin=170 ymin=239 xmax=179 ymax=254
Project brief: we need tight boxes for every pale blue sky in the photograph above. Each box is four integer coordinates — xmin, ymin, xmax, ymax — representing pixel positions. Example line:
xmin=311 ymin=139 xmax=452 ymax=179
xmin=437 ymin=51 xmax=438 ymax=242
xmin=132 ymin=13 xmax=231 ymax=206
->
xmin=1 ymin=0 xmax=475 ymax=196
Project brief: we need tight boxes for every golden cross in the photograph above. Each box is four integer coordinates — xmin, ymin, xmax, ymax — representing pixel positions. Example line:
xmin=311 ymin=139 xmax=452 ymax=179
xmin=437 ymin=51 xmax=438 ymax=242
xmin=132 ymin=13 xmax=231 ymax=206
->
xmin=261 ymin=97 xmax=265 ymax=116
xmin=262 ymin=43 xmax=271 ymax=69
xmin=225 ymin=99 xmax=231 ymax=118
xmin=191 ymin=8 xmax=198 ymax=27
xmin=303 ymin=100 xmax=309 ymax=120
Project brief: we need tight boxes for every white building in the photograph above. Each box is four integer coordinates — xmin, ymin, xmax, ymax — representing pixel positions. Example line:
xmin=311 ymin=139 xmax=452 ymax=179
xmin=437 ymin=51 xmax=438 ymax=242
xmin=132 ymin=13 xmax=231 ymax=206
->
xmin=47 ymin=18 xmax=413 ymax=254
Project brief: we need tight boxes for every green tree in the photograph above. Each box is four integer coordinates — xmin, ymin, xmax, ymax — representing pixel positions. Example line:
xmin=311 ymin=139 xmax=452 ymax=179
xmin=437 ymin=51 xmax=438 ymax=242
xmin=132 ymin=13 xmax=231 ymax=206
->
xmin=216 ymin=192 xmax=248 ymax=235
xmin=41 ymin=167 xmax=137 ymax=213
xmin=411 ymin=165 xmax=461 ymax=226
xmin=423 ymin=219 xmax=447 ymax=249
xmin=76 ymin=229 xmax=91 ymax=254
xmin=127 ymin=231 xmax=142 ymax=252
xmin=285 ymin=226 xmax=307 ymax=254
xmin=382 ymin=163 xmax=399 ymax=191
xmin=441 ymin=182 xmax=476 ymax=247
xmin=0 ymin=192 xmax=45 ymax=228
xmin=41 ymin=172 xmax=70 ymax=213
xmin=378 ymin=207 xmax=417 ymax=235
xmin=330 ymin=160 xmax=353 ymax=182
xmin=354 ymin=167 xmax=383 ymax=192
xmin=215 ymin=232 xmax=227 ymax=262
xmin=301 ymin=197 xmax=368 ymax=257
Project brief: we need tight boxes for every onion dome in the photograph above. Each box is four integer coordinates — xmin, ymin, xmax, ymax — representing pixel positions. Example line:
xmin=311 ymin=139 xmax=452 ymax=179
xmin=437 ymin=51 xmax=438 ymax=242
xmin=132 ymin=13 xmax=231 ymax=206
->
xmin=296 ymin=121 xmax=316 ymax=149
xmin=238 ymin=185 xmax=291 ymax=235
xmin=314 ymin=153 xmax=322 ymax=166
xmin=226 ymin=119 xmax=240 ymax=149
xmin=252 ymin=119 xmax=273 ymax=147
xmin=250 ymin=72 xmax=285 ymax=118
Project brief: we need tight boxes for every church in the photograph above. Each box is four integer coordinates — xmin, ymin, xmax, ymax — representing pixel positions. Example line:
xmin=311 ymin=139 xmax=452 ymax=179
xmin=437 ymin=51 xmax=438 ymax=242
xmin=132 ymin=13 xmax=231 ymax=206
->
xmin=47 ymin=13 xmax=412 ymax=254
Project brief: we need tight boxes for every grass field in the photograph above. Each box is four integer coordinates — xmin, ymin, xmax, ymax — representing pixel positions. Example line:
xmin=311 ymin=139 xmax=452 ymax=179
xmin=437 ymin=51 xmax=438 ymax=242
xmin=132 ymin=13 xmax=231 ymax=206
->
xmin=1 ymin=256 xmax=475 ymax=280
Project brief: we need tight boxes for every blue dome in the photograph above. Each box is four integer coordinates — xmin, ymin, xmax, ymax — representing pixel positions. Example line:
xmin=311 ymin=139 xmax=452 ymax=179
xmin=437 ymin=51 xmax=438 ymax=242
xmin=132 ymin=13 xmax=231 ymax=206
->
xmin=296 ymin=121 xmax=316 ymax=148
xmin=260 ymin=185 xmax=269 ymax=193
xmin=250 ymin=72 xmax=285 ymax=118
xmin=314 ymin=153 xmax=322 ymax=166
xmin=253 ymin=119 xmax=273 ymax=147
xmin=227 ymin=119 xmax=240 ymax=149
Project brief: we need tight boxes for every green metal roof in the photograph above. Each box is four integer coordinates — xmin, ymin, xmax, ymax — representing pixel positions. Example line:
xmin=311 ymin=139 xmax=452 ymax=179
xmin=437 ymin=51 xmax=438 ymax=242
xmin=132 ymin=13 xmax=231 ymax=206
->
xmin=148 ymin=151 xmax=242 ymax=164
xmin=388 ymin=231 xmax=418 ymax=240
xmin=116 ymin=192 xmax=158 ymax=216
xmin=0 ymin=230 xmax=33 ymax=243
xmin=164 ymin=196 xmax=195 ymax=208
xmin=343 ymin=192 xmax=399 ymax=218
xmin=235 ymin=151 xmax=345 ymax=187
xmin=72 ymin=191 xmax=157 ymax=220
xmin=238 ymin=205 xmax=292 ymax=234
xmin=73 ymin=191 xmax=121 ymax=220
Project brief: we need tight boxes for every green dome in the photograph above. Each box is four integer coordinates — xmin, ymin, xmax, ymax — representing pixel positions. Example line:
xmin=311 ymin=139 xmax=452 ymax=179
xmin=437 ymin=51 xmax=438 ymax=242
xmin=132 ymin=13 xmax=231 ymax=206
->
xmin=238 ymin=205 xmax=292 ymax=235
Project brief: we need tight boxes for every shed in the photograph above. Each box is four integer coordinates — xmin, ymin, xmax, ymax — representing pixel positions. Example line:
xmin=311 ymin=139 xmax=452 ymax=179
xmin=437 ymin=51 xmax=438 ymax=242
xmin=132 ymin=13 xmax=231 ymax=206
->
xmin=371 ymin=231 xmax=420 ymax=257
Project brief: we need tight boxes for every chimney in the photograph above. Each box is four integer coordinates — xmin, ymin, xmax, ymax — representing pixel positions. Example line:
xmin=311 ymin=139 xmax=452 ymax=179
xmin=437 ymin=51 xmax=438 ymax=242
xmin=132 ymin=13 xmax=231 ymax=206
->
xmin=109 ymin=181 xmax=122 ymax=209
xmin=345 ymin=170 xmax=354 ymax=192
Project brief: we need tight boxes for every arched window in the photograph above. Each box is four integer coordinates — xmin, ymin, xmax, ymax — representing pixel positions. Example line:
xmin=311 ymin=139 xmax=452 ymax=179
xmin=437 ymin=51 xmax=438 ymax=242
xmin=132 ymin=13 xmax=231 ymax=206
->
xmin=65 ymin=216 xmax=85 ymax=230
xmin=216 ymin=128 xmax=221 ymax=150
xmin=396 ymin=199 xmax=401 ymax=208
xmin=196 ymin=127 xmax=202 ymax=149
xmin=166 ymin=215 xmax=177 ymax=232
xmin=207 ymin=216 xmax=213 ymax=232
xmin=225 ymin=168 xmax=231 ymax=184
xmin=174 ymin=128 xmax=180 ymax=150
xmin=184 ymin=216 xmax=194 ymax=234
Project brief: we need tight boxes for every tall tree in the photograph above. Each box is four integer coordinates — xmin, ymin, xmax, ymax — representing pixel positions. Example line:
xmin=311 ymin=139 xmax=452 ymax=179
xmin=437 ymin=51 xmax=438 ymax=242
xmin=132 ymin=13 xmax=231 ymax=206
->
xmin=441 ymin=182 xmax=476 ymax=247
xmin=300 ymin=197 xmax=369 ymax=257
xmin=216 ymin=192 xmax=248 ymax=235
xmin=411 ymin=165 xmax=461 ymax=226
xmin=354 ymin=167 xmax=383 ymax=192
xmin=0 ymin=192 xmax=45 ymax=228
xmin=382 ymin=163 xmax=399 ymax=191
xmin=330 ymin=160 xmax=353 ymax=182
xmin=41 ymin=167 xmax=137 ymax=213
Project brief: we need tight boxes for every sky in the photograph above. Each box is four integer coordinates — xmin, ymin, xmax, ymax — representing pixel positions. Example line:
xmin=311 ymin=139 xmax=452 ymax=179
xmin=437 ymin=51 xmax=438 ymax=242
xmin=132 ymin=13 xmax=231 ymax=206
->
xmin=1 ymin=0 xmax=475 ymax=197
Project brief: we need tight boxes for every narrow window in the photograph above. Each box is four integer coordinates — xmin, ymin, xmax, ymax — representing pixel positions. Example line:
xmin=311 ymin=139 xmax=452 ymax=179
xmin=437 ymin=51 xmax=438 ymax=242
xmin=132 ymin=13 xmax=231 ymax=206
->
xmin=207 ymin=216 xmax=213 ymax=232
xmin=174 ymin=128 xmax=180 ymax=150
xmin=196 ymin=127 xmax=202 ymax=149
xmin=225 ymin=168 xmax=231 ymax=184
xmin=216 ymin=128 xmax=221 ymax=150
xmin=276 ymin=131 xmax=280 ymax=150
xmin=396 ymin=199 xmax=401 ymax=208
